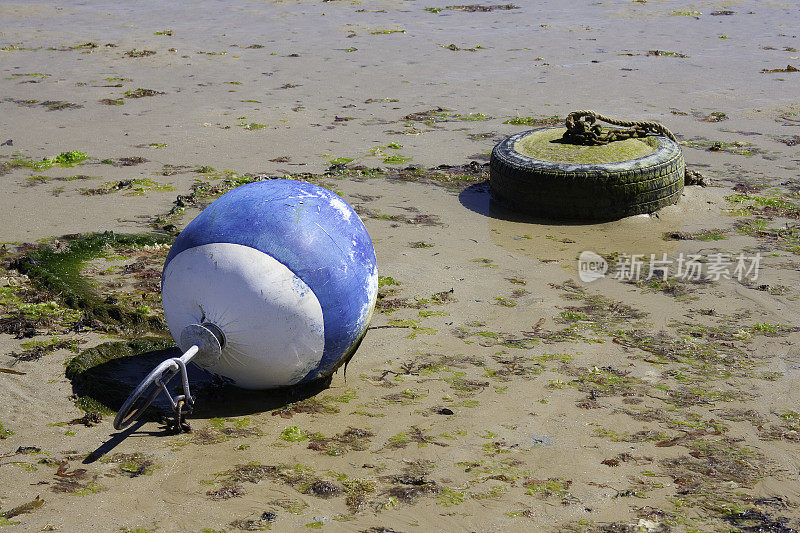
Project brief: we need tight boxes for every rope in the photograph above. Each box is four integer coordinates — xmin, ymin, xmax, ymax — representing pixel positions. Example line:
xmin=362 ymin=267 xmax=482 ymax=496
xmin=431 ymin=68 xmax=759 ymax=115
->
xmin=562 ymin=110 xmax=677 ymax=145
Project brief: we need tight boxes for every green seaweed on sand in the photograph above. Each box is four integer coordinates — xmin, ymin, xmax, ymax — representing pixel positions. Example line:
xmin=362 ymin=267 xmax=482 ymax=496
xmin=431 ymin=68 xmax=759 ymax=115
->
xmin=271 ymin=397 xmax=340 ymax=418
xmin=0 ymin=495 xmax=43 ymax=524
xmin=565 ymin=365 xmax=643 ymax=396
xmin=0 ymin=285 xmax=84 ymax=334
xmin=658 ymin=438 xmax=782 ymax=529
xmin=307 ymin=427 xmax=374 ymax=456
xmin=124 ymin=49 xmax=155 ymax=58
xmin=101 ymin=452 xmax=158 ymax=477
xmin=0 ymin=44 xmax=42 ymax=51
xmin=663 ymin=228 xmax=727 ymax=241
xmin=238 ymin=122 xmax=268 ymax=130
xmin=207 ymin=462 xmax=317 ymax=501
xmin=190 ymin=420 xmax=262 ymax=445
xmin=369 ymin=28 xmax=406 ymax=35
xmin=11 ymin=232 xmax=173 ymax=333
xmin=647 ymin=50 xmax=690 ymax=57
xmin=502 ymin=115 xmax=560 ymax=127
xmin=494 ymin=296 xmax=516 ymax=307
xmin=682 ymin=138 xmax=758 ymax=156
xmin=7 ymin=150 xmax=88 ymax=171
xmin=11 ymin=337 xmax=81 ymax=363
xmin=81 ymin=178 xmax=173 ymax=196
xmin=387 ymin=318 xmax=436 ymax=338
xmin=123 ymin=88 xmax=164 ymax=98
xmin=523 ymin=478 xmax=572 ymax=500
xmin=280 ymin=425 xmax=307 ymax=442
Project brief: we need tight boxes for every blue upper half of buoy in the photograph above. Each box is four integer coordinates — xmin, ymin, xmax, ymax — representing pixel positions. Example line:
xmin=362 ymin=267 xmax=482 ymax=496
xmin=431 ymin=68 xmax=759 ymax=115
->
xmin=161 ymin=179 xmax=378 ymax=388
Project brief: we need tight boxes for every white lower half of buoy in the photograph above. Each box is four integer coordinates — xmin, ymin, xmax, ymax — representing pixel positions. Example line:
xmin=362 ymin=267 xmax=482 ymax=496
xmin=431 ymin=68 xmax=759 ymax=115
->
xmin=161 ymin=242 xmax=325 ymax=389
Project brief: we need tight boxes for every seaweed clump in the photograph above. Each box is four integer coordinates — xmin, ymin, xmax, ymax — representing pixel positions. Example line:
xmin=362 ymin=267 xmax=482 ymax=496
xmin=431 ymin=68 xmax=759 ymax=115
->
xmin=10 ymin=232 xmax=173 ymax=334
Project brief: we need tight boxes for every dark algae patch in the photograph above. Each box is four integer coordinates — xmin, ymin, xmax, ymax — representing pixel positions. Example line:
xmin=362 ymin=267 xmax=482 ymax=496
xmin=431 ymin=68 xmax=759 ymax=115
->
xmin=100 ymin=452 xmax=158 ymax=477
xmin=123 ymin=49 xmax=155 ymax=58
xmin=123 ymin=88 xmax=165 ymax=98
xmin=0 ymin=495 xmax=43 ymax=525
xmin=427 ymin=5 xmax=520 ymax=13
xmin=65 ymin=337 xmax=176 ymax=378
xmin=65 ymin=337 xmax=176 ymax=414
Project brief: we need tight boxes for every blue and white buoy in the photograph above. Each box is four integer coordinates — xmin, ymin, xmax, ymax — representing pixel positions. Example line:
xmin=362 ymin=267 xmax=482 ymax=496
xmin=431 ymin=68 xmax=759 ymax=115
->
xmin=114 ymin=179 xmax=377 ymax=429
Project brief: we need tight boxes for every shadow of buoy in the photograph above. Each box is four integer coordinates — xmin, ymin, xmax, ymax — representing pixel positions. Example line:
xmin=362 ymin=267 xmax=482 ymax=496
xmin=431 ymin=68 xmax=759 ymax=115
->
xmin=67 ymin=338 xmax=334 ymax=422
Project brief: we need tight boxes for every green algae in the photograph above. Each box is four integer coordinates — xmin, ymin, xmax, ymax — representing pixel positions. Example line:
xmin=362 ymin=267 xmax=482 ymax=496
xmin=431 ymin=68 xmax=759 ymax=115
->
xmin=13 ymin=232 xmax=172 ymax=333
xmin=683 ymin=138 xmax=756 ymax=156
xmin=514 ymin=128 xmax=657 ymax=164
xmin=7 ymin=150 xmax=88 ymax=171
xmin=0 ymin=286 xmax=83 ymax=331
xmin=238 ymin=122 xmax=267 ymax=130
xmin=309 ymin=427 xmax=373 ymax=456
xmin=271 ymin=397 xmax=340 ymax=418
xmin=382 ymin=154 xmax=412 ymax=165
xmin=502 ymin=115 xmax=561 ymax=127
xmin=388 ymin=318 xmax=436 ymax=338
xmin=81 ymin=178 xmax=173 ymax=196
xmin=369 ymin=28 xmax=406 ymax=35
xmin=559 ymin=310 xmax=587 ymax=322
xmin=523 ymin=478 xmax=572 ymax=500
xmin=494 ymin=296 xmax=516 ymax=307
xmin=123 ymin=88 xmax=164 ymax=98
xmin=280 ymin=426 xmax=307 ymax=442
xmin=436 ymin=487 xmax=466 ymax=507
xmin=378 ymin=276 xmax=399 ymax=288
xmin=12 ymin=337 xmax=81 ymax=363
xmin=101 ymin=452 xmax=158 ymax=477
xmin=124 ymin=49 xmax=155 ymax=58
xmin=567 ymin=365 xmax=642 ymax=396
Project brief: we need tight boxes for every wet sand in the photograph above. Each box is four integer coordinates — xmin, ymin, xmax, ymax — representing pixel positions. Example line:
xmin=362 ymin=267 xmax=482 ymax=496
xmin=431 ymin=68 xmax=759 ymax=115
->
xmin=1 ymin=1 xmax=800 ymax=531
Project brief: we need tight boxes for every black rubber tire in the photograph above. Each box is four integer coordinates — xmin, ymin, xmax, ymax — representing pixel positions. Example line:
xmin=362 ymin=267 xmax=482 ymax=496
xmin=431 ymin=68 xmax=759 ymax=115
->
xmin=490 ymin=127 xmax=685 ymax=221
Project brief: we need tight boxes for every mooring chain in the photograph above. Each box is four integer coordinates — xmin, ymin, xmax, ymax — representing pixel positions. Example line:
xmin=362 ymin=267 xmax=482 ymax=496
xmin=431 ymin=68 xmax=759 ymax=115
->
xmin=562 ymin=110 xmax=677 ymax=145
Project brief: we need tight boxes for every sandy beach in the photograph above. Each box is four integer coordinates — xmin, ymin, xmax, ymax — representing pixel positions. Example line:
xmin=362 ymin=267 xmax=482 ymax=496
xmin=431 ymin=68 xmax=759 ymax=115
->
xmin=1 ymin=1 xmax=800 ymax=531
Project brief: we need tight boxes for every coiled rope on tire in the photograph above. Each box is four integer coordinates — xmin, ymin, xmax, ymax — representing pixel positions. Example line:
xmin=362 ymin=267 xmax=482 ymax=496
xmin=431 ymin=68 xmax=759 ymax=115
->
xmin=562 ymin=110 xmax=678 ymax=145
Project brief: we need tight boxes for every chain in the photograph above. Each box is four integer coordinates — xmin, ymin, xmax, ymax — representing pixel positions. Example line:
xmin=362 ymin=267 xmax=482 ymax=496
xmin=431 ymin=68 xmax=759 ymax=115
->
xmin=561 ymin=110 xmax=677 ymax=145
xmin=172 ymin=400 xmax=191 ymax=434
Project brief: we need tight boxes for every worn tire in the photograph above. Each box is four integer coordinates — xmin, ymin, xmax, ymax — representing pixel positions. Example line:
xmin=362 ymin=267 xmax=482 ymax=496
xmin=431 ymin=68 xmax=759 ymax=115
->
xmin=490 ymin=127 xmax=685 ymax=221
